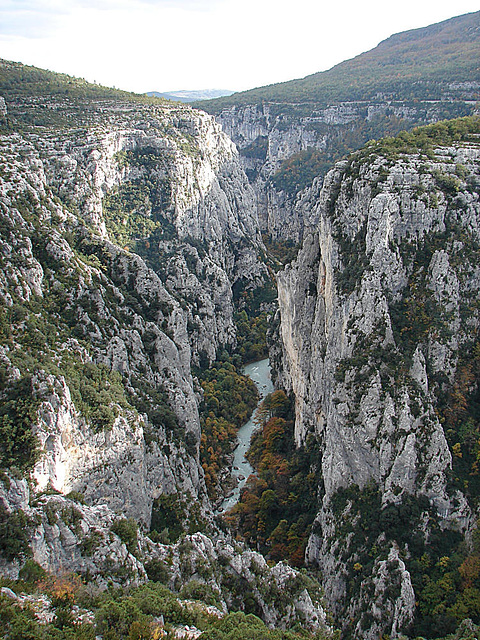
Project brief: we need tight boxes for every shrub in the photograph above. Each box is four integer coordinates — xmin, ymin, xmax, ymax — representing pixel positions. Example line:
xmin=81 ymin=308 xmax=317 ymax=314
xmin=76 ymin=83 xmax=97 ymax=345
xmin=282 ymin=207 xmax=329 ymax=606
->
xmin=0 ymin=505 xmax=32 ymax=561
xmin=60 ymin=503 xmax=83 ymax=532
xmin=66 ymin=490 xmax=86 ymax=504
xmin=95 ymin=597 xmax=144 ymax=639
xmin=179 ymin=579 xmax=222 ymax=608
xmin=129 ymin=582 xmax=195 ymax=625
xmin=0 ymin=377 xmax=40 ymax=471
xmin=18 ymin=559 xmax=46 ymax=584
xmin=80 ymin=530 xmax=103 ymax=557
xmin=111 ymin=517 xmax=138 ymax=554
xmin=144 ymin=558 xmax=169 ymax=583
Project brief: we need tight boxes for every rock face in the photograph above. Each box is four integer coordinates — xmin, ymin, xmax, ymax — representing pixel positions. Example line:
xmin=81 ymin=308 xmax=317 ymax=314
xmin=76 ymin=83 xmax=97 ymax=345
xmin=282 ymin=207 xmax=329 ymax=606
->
xmin=0 ymin=474 xmax=146 ymax=584
xmin=0 ymin=94 xmax=267 ymax=544
xmin=0 ymin=473 xmax=332 ymax=638
xmin=214 ymin=99 xmax=478 ymax=244
xmin=144 ymin=531 xmax=331 ymax=632
xmin=0 ymin=79 xmax=336 ymax=638
xmin=275 ymin=122 xmax=480 ymax=637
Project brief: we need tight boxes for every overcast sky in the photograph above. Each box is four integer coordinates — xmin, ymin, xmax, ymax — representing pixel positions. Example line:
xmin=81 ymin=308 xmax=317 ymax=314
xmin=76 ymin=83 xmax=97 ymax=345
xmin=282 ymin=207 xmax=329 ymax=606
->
xmin=0 ymin=1 xmax=479 ymax=94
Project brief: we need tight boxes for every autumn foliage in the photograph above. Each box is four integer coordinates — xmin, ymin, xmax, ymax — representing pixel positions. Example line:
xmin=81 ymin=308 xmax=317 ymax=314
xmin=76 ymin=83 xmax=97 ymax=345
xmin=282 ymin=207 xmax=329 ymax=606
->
xmin=199 ymin=361 xmax=258 ymax=498
xmin=442 ymin=340 xmax=480 ymax=504
xmin=226 ymin=390 xmax=319 ymax=567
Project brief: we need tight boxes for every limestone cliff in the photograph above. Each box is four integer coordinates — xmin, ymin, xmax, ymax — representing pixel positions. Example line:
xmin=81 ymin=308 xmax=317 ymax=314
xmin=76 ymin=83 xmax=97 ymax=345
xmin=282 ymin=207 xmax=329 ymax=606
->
xmin=0 ymin=473 xmax=332 ymax=637
xmin=0 ymin=89 xmax=267 ymax=543
xmin=214 ymin=99 xmax=478 ymax=245
xmin=0 ymin=73 xmax=338 ymax=638
xmin=275 ymin=118 xmax=480 ymax=637
xmin=201 ymin=11 xmax=480 ymax=248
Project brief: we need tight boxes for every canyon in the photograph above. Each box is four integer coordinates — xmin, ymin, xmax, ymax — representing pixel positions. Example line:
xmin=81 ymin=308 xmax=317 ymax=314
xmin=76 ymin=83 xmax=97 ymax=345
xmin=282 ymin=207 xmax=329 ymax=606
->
xmin=1 ymin=10 xmax=480 ymax=640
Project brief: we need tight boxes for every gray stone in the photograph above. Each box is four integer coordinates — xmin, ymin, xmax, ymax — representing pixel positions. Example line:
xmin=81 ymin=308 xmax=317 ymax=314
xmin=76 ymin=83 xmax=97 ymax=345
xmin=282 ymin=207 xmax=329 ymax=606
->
xmin=276 ymin=139 xmax=480 ymax=636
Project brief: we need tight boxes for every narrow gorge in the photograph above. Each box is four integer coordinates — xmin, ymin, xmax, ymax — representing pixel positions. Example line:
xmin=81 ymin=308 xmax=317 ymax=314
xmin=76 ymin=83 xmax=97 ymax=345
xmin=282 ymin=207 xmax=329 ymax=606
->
xmin=1 ymin=10 xmax=480 ymax=640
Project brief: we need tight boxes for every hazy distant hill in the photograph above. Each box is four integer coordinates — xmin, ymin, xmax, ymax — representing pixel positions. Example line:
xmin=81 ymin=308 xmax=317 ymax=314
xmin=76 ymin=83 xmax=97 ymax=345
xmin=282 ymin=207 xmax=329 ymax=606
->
xmin=148 ymin=89 xmax=234 ymax=103
xmin=200 ymin=10 xmax=480 ymax=110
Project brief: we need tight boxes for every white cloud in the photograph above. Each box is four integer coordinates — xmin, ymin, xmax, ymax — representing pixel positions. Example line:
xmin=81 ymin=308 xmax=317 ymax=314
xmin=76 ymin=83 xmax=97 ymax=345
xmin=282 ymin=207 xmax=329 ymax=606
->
xmin=0 ymin=0 xmax=69 ymax=37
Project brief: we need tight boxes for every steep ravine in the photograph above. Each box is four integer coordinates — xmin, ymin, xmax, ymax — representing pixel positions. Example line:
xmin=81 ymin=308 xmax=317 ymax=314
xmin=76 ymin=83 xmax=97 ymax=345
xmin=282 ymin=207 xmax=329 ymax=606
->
xmin=219 ymin=358 xmax=274 ymax=513
xmin=210 ymin=99 xmax=479 ymax=246
xmin=0 ymin=73 xmax=336 ymax=639
xmin=275 ymin=118 xmax=480 ymax=638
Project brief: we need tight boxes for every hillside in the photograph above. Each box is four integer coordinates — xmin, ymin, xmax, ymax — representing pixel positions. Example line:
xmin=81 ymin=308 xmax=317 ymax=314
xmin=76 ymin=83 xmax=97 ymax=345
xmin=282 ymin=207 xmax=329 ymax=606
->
xmin=193 ymin=12 xmax=480 ymax=246
xmin=200 ymin=10 xmax=480 ymax=109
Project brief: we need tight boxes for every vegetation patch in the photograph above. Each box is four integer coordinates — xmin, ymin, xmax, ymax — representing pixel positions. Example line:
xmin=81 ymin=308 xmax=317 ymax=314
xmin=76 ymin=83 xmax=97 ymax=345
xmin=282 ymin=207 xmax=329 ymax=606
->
xmin=65 ymin=362 xmax=130 ymax=432
xmin=150 ymin=492 xmax=208 ymax=543
xmin=326 ymin=482 xmax=480 ymax=639
xmin=271 ymin=147 xmax=330 ymax=195
xmin=226 ymin=391 xmax=319 ymax=567
xmin=102 ymin=177 xmax=173 ymax=252
xmin=261 ymin=235 xmax=300 ymax=270
xmin=231 ymin=279 xmax=277 ymax=365
xmin=0 ymin=504 xmax=34 ymax=561
xmin=440 ymin=339 xmax=480 ymax=507
xmin=354 ymin=116 xmax=480 ymax=165
xmin=0 ymin=375 xmax=40 ymax=472
xmin=240 ymin=136 xmax=269 ymax=161
xmin=234 ymin=310 xmax=270 ymax=364
xmin=199 ymin=360 xmax=258 ymax=499
xmin=110 ymin=518 xmax=138 ymax=555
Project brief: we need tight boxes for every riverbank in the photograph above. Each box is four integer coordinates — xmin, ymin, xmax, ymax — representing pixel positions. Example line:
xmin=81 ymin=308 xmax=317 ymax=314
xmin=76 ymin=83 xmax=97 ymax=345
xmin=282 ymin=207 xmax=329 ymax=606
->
xmin=218 ymin=358 xmax=273 ymax=513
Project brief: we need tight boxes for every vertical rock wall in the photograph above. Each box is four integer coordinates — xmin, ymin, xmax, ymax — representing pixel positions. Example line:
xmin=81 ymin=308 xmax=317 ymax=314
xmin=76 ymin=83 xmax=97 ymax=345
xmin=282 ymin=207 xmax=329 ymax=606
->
xmin=276 ymin=128 xmax=480 ymax=636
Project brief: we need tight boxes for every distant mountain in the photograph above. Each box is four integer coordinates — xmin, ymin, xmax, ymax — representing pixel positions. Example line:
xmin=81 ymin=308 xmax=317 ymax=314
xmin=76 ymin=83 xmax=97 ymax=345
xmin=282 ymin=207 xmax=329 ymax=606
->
xmin=194 ymin=10 xmax=480 ymax=246
xmin=199 ymin=10 xmax=480 ymax=109
xmin=147 ymin=89 xmax=235 ymax=103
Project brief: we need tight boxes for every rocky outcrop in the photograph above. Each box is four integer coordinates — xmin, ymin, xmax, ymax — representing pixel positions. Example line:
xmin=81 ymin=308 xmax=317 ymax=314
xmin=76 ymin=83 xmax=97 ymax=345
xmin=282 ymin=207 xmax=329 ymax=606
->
xmin=0 ymin=474 xmax=144 ymax=584
xmin=0 ymin=472 xmax=333 ymax=638
xmin=275 ymin=122 xmax=480 ymax=636
xmin=144 ymin=531 xmax=332 ymax=633
xmin=214 ymin=99 xmax=478 ymax=244
xmin=0 ymin=132 xmax=204 ymax=525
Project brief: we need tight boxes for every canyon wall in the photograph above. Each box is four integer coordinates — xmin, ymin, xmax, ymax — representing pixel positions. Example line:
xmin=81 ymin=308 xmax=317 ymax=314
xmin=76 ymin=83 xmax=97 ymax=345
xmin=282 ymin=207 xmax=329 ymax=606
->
xmin=0 ymin=93 xmax=267 ymax=566
xmin=276 ymin=120 xmax=480 ymax=637
xmin=214 ymin=95 xmax=479 ymax=244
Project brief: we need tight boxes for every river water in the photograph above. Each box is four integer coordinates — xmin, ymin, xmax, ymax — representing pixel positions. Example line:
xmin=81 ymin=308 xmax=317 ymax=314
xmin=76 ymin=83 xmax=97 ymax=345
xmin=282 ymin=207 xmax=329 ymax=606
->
xmin=218 ymin=358 xmax=274 ymax=513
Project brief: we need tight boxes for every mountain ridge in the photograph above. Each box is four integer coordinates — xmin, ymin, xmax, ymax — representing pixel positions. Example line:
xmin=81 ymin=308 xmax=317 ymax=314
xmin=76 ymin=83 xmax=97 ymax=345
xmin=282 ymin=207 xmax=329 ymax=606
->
xmin=199 ymin=10 xmax=480 ymax=247
xmin=147 ymin=89 xmax=235 ymax=103
xmin=199 ymin=10 xmax=480 ymax=110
